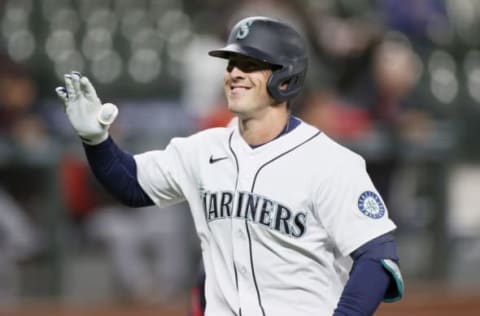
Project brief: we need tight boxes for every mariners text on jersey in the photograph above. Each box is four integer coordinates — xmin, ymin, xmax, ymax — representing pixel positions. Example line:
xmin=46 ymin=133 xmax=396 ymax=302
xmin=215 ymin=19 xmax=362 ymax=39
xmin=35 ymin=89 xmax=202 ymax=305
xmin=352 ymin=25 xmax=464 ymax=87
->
xmin=202 ymin=190 xmax=308 ymax=238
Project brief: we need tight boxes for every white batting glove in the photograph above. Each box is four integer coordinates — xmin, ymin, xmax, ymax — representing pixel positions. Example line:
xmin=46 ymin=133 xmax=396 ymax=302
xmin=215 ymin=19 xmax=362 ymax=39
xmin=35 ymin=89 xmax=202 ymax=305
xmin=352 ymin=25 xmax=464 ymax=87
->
xmin=55 ymin=71 xmax=118 ymax=145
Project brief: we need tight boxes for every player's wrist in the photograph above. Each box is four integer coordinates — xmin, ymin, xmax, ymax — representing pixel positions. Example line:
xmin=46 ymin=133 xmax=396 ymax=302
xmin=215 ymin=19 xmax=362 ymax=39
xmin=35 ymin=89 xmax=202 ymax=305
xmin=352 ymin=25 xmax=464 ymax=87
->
xmin=79 ymin=130 xmax=109 ymax=145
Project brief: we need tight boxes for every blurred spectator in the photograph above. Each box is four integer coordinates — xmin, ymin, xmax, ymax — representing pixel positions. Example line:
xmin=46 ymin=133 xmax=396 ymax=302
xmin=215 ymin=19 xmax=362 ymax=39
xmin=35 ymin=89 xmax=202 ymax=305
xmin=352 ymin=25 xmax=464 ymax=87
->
xmin=0 ymin=53 xmax=45 ymax=304
xmin=377 ymin=0 xmax=451 ymax=47
xmin=0 ymin=53 xmax=54 ymax=156
xmin=59 ymin=135 xmax=199 ymax=304
xmin=0 ymin=187 xmax=42 ymax=305
xmin=229 ymin=0 xmax=305 ymax=27
xmin=179 ymin=8 xmax=236 ymax=133
xmin=343 ymin=35 xmax=426 ymax=128
xmin=85 ymin=202 xmax=198 ymax=304
xmin=59 ymin=150 xmax=99 ymax=224
xmin=179 ymin=13 xmax=226 ymax=124
xmin=298 ymin=33 xmax=431 ymax=210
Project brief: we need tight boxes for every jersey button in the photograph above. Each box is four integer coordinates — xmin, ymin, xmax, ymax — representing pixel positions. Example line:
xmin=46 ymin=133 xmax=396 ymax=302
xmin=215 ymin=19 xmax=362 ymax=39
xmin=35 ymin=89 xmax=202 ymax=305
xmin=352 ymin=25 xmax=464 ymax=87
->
xmin=239 ymin=265 xmax=247 ymax=276
xmin=236 ymin=230 xmax=244 ymax=239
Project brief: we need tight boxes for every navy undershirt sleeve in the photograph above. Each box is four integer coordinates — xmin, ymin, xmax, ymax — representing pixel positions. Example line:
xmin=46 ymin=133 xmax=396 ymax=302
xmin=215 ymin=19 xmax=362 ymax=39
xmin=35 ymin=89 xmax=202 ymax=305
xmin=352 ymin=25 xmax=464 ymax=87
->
xmin=350 ymin=233 xmax=397 ymax=261
xmin=333 ymin=233 xmax=399 ymax=316
xmin=83 ymin=137 xmax=154 ymax=207
xmin=333 ymin=258 xmax=391 ymax=316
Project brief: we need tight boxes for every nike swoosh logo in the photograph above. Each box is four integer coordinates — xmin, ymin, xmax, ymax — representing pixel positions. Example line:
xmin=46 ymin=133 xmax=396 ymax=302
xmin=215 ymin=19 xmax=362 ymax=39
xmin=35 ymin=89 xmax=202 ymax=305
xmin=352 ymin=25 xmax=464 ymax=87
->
xmin=209 ymin=155 xmax=228 ymax=164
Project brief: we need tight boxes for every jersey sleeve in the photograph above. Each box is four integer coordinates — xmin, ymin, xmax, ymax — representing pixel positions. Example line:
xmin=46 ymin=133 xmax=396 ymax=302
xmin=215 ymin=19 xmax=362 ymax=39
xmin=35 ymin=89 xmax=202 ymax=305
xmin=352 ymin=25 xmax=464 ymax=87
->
xmin=313 ymin=153 xmax=397 ymax=257
xmin=134 ymin=137 xmax=194 ymax=207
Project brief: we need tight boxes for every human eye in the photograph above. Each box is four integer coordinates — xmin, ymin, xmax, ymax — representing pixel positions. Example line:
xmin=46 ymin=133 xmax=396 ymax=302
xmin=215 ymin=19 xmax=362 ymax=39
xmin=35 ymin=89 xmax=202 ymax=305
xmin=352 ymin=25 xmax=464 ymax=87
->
xmin=226 ymin=58 xmax=269 ymax=72
xmin=226 ymin=61 xmax=234 ymax=72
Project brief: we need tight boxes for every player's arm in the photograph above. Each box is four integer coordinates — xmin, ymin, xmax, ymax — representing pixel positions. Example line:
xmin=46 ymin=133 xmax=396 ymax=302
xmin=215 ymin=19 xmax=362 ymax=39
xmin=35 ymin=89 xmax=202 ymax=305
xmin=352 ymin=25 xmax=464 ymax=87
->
xmin=82 ymin=137 xmax=154 ymax=207
xmin=333 ymin=232 xmax=404 ymax=316
xmin=55 ymin=71 xmax=154 ymax=207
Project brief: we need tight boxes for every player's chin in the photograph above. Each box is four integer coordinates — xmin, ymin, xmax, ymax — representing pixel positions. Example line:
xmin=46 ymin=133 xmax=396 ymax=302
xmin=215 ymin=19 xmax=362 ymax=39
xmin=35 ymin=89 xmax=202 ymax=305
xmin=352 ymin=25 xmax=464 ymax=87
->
xmin=227 ymin=103 xmax=242 ymax=114
xmin=226 ymin=98 xmax=247 ymax=112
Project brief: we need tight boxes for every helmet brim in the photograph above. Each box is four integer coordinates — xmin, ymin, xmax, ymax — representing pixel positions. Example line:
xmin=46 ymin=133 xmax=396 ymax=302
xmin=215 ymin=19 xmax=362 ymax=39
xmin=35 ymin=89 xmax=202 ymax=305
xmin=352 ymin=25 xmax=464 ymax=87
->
xmin=208 ymin=44 xmax=281 ymax=66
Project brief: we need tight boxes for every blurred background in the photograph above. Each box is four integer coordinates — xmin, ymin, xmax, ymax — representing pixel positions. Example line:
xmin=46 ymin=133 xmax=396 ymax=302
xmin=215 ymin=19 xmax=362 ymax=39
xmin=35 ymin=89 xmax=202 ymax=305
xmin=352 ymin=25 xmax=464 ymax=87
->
xmin=0 ymin=0 xmax=480 ymax=315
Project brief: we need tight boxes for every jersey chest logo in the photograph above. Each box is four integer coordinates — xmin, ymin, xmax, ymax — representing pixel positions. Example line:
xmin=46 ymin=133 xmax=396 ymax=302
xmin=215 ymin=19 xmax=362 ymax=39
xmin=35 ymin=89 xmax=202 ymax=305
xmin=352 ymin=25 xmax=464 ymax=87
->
xmin=202 ymin=190 xmax=308 ymax=238
xmin=357 ymin=191 xmax=385 ymax=219
xmin=209 ymin=155 xmax=228 ymax=164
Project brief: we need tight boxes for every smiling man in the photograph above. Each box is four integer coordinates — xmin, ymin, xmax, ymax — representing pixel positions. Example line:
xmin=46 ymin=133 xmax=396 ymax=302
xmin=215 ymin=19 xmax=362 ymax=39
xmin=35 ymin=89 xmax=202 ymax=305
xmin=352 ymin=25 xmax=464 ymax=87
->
xmin=55 ymin=16 xmax=403 ymax=316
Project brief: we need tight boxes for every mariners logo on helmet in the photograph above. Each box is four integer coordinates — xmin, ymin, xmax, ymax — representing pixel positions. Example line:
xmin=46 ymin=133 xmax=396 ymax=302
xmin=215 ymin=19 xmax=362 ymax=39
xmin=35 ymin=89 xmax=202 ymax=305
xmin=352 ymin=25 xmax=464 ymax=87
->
xmin=358 ymin=191 xmax=385 ymax=219
xmin=236 ymin=20 xmax=253 ymax=39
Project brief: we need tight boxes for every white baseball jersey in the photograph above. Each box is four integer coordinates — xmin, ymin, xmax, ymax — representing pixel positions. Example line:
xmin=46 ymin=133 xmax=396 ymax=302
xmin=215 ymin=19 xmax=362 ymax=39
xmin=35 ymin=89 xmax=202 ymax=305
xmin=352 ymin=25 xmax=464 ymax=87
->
xmin=134 ymin=119 xmax=396 ymax=316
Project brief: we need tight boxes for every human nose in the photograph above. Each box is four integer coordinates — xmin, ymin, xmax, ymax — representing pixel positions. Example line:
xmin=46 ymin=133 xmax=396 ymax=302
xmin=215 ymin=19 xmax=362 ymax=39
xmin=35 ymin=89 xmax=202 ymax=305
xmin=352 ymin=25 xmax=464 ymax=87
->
xmin=227 ymin=65 xmax=244 ymax=77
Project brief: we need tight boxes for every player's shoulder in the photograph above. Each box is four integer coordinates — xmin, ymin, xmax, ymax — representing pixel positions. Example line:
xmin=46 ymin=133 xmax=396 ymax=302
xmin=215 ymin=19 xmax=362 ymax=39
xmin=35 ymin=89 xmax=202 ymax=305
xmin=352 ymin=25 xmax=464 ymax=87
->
xmin=321 ymin=134 xmax=362 ymax=161
xmin=301 ymin=121 xmax=364 ymax=165
xmin=170 ymin=126 xmax=233 ymax=149
xmin=189 ymin=126 xmax=232 ymax=142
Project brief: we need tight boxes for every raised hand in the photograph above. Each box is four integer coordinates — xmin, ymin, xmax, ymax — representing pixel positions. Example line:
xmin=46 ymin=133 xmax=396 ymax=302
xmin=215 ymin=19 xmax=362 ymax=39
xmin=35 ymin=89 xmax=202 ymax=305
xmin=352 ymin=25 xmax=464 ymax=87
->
xmin=55 ymin=71 xmax=118 ymax=145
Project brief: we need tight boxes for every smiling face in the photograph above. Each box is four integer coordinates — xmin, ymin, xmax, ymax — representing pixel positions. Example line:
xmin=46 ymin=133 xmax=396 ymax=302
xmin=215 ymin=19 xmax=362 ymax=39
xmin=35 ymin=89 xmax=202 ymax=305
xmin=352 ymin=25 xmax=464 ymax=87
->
xmin=223 ymin=55 xmax=278 ymax=118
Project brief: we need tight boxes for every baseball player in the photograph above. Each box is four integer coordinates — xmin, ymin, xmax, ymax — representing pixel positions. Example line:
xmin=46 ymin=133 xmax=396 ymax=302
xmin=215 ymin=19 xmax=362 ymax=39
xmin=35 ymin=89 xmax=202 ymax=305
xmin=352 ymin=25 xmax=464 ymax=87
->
xmin=56 ymin=16 xmax=403 ymax=316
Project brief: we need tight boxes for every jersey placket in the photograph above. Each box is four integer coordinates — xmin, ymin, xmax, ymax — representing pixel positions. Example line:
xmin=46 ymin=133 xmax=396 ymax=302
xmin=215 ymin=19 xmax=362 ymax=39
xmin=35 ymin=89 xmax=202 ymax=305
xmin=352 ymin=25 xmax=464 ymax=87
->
xmin=231 ymin=160 xmax=265 ymax=316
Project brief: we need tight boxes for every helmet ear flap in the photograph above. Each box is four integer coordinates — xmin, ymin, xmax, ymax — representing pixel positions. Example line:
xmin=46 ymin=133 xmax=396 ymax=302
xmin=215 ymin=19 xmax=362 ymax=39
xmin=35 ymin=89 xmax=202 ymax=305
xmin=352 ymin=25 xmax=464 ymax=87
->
xmin=267 ymin=66 xmax=306 ymax=102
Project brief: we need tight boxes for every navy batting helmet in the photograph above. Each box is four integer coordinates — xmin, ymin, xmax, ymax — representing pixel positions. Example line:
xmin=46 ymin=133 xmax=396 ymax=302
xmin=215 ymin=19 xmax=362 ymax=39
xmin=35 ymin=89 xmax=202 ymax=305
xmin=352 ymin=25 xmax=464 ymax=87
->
xmin=209 ymin=16 xmax=308 ymax=102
